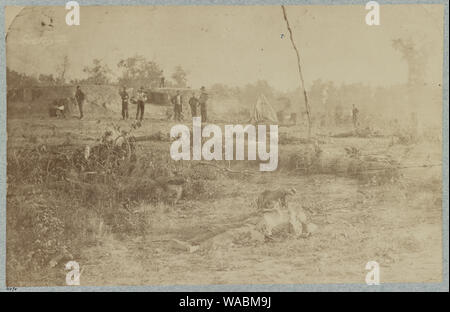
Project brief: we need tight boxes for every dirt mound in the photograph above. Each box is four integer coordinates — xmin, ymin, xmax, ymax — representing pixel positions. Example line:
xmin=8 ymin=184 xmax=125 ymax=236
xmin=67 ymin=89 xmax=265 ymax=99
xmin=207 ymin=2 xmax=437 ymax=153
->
xmin=7 ymin=85 xmax=123 ymax=118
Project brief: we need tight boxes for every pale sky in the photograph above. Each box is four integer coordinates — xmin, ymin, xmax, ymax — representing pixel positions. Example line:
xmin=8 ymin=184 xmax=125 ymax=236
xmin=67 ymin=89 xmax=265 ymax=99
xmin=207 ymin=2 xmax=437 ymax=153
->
xmin=6 ymin=4 xmax=445 ymax=91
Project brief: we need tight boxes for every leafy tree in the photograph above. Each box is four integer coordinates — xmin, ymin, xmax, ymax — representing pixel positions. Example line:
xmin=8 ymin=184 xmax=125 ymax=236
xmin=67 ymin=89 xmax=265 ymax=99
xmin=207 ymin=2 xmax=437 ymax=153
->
xmin=238 ymin=80 xmax=276 ymax=106
xmin=117 ymin=55 xmax=163 ymax=88
xmin=56 ymin=55 xmax=70 ymax=84
xmin=6 ymin=67 xmax=39 ymax=88
xmin=171 ymin=65 xmax=188 ymax=87
xmin=308 ymin=79 xmax=327 ymax=113
xmin=38 ymin=74 xmax=57 ymax=86
xmin=82 ymin=59 xmax=112 ymax=85
xmin=209 ymin=83 xmax=239 ymax=99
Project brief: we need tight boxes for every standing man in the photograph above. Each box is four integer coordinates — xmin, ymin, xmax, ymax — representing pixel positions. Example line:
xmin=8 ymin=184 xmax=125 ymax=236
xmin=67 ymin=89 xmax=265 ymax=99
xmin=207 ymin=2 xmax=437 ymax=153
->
xmin=199 ymin=86 xmax=209 ymax=122
xmin=160 ymin=70 xmax=165 ymax=88
xmin=75 ymin=86 xmax=85 ymax=120
xmin=119 ymin=86 xmax=129 ymax=120
xmin=136 ymin=87 xmax=147 ymax=121
xmin=188 ymin=92 xmax=199 ymax=118
xmin=352 ymin=104 xmax=359 ymax=129
xmin=171 ymin=90 xmax=183 ymax=121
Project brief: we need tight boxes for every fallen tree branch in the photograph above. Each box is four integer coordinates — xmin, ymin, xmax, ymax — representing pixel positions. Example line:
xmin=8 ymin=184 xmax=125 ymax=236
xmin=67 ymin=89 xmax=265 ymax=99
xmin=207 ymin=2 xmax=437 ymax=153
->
xmin=192 ymin=162 xmax=257 ymax=174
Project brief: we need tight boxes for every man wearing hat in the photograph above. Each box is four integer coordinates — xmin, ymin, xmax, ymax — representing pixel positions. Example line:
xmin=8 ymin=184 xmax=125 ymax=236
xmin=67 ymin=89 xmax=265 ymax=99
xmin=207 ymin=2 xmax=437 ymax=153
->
xmin=74 ymin=85 xmax=85 ymax=120
xmin=136 ymin=86 xmax=147 ymax=121
xmin=119 ymin=86 xmax=129 ymax=120
xmin=188 ymin=92 xmax=199 ymax=118
xmin=198 ymin=86 xmax=209 ymax=122
xmin=171 ymin=90 xmax=183 ymax=121
xmin=352 ymin=104 xmax=359 ymax=129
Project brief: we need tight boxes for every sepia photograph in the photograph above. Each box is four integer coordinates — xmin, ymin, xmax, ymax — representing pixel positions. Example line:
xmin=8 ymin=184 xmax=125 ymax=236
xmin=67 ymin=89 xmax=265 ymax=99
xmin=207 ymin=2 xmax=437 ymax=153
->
xmin=2 ymin=2 xmax=447 ymax=289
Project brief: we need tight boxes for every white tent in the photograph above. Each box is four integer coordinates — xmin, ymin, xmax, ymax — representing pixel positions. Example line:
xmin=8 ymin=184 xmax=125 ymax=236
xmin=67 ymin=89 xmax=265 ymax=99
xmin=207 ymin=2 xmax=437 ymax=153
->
xmin=250 ymin=94 xmax=278 ymax=123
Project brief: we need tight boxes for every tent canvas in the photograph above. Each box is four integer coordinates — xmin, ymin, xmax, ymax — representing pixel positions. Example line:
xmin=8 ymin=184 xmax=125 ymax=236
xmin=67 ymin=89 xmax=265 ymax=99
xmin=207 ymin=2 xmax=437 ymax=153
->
xmin=250 ymin=94 xmax=278 ymax=123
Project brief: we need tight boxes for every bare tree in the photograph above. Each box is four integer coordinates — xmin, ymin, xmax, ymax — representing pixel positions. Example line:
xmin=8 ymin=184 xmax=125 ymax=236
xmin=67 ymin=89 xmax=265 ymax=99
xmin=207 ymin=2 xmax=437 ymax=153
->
xmin=391 ymin=38 xmax=426 ymax=86
xmin=56 ymin=55 xmax=69 ymax=84
xmin=281 ymin=5 xmax=312 ymax=137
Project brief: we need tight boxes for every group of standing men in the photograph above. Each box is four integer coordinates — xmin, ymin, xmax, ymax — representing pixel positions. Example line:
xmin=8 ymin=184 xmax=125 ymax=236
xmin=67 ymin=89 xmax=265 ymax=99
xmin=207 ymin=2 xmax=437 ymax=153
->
xmin=75 ymin=85 xmax=209 ymax=122
xmin=119 ymin=86 xmax=148 ymax=121
xmin=172 ymin=86 xmax=209 ymax=122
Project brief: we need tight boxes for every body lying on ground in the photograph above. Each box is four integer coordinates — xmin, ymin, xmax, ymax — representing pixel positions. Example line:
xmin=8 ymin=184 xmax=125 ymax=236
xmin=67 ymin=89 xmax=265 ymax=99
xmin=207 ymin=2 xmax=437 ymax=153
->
xmin=170 ymin=201 xmax=318 ymax=253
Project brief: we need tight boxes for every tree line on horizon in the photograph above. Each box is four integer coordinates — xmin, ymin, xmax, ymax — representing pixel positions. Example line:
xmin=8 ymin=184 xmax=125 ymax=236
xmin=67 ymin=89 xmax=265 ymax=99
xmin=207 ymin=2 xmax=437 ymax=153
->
xmin=6 ymin=55 xmax=189 ymax=90
xmin=6 ymin=53 xmax=440 ymax=126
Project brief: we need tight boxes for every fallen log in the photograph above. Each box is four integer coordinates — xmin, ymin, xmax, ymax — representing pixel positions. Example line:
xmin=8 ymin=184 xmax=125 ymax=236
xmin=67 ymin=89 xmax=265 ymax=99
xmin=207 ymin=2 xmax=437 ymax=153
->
xmin=132 ymin=131 xmax=171 ymax=142
xmin=331 ymin=128 xmax=384 ymax=138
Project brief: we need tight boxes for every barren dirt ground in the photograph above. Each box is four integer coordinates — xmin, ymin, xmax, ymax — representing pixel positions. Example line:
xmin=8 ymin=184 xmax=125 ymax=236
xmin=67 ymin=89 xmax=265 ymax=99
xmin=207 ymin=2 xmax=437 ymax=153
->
xmin=7 ymin=112 xmax=443 ymax=286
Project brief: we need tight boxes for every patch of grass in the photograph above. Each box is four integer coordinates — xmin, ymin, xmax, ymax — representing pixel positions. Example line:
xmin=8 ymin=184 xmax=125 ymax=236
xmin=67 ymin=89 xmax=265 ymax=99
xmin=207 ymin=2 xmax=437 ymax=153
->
xmin=6 ymin=133 xmax=219 ymax=284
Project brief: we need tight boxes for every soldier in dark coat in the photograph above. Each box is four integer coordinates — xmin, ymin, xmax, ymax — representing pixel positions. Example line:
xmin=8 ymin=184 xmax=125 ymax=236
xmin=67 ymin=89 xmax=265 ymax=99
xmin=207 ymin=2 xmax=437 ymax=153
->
xmin=199 ymin=86 xmax=208 ymax=122
xmin=352 ymin=104 xmax=359 ymax=129
xmin=171 ymin=91 xmax=183 ymax=121
xmin=75 ymin=86 xmax=85 ymax=119
xmin=119 ymin=86 xmax=129 ymax=120
xmin=188 ymin=92 xmax=199 ymax=118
